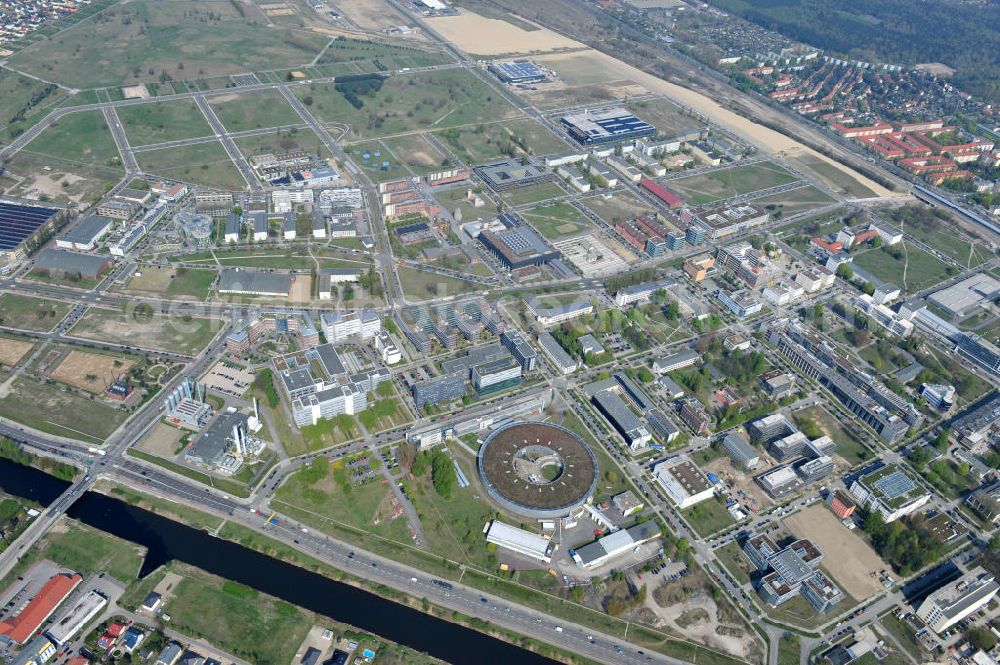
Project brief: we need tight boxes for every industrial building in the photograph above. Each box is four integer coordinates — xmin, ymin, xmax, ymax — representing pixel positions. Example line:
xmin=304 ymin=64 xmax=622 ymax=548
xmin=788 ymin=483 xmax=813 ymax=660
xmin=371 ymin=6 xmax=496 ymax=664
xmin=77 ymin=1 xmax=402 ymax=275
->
xmin=45 ymin=589 xmax=108 ymax=645
xmin=560 ymin=108 xmax=655 ymax=145
xmin=652 ymin=456 xmax=715 ymax=508
xmin=485 ymin=521 xmax=553 ymax=562
xmin=849 ymin=464 xmax=930 ymax=523
xmin=927 ymin=273 xmax=1000 ymax=318
xmin=0 ymin=573 xmax=82 ymax=644
xmin=478 ymin=214 xmax=560 ymax=272
xmin=412 ymin=372 xmax=466 ymax=408
xmin=32 ymin=249 xmax=111 ymax=280
xmin=217 ymin=269 xmax=292 ymax=297
xmin=184 ymin=411 xmax=252 ymax=468
xmin=55 ymin=215 xmax=113 ymax=251
xmin=488 ymin=60 xmax=548 ymax=84
xmin=571 ymin=522 xmax=660 ymax=569
xmin=916 ymin=567 xmax=999 ymax=633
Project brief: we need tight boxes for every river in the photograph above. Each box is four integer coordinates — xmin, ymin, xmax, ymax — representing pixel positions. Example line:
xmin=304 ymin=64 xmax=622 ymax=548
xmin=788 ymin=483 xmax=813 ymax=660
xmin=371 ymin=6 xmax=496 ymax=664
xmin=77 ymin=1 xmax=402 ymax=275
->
xmin=0 ymin=458 xmax=561 ymax=665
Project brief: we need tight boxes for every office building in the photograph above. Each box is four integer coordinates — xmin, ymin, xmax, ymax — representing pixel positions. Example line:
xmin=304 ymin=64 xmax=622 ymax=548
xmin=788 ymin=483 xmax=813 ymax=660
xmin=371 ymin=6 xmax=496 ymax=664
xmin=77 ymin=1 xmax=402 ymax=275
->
xmin=679 ymin=397 xmax=711 ymax=434
xmin=757 ymin=465 xmax=803 ymax=498
xmin=742 ymin=534 xmax=839 ymax=612
xmin=748 ymin=413 xmax=797 ymax=443
xmin=614 ymin=279 xmax=673 ymax=307
xmin=647 ymin=408 xmax=680 ymax=443
xmin=716 ymin=289 xmax=763 ymax=318
xmin=828 ymin=490 xmax=856 ymax=519
xmin=412 ymin=372 xmax=466 ymax=408
xmin=479 ymin=214 xmax=560 ymax=272
xmin=722 ymin=432 xmax=759 ymax=470
xmin=320 ymin=309 xmax=381 ymax=342
xmin=757 ymin=370 xmax=796 ymax=400
xmin=683 ymin=255 xmax=715 ymax=282
xmin=471 ymin=357 xmax=522 ymax=393
xmin=652 ymin=349 xmax=700 ymax=374
xmin=680 ymin=204 xmax=768 ymax=240
xmin=592 ymin=390 xmax=652 ymax=450
xmin=653 ymin=456 xmax=715 ymax=508
xmin=527 ymin=297 xmax=593 ymax=326
xmin=538 ymin=332 xmax=577 ymax=374
xmin=849 ymin=464 xmax=930 ymax=523
xmin=920 ymin=383 xmax=956 ymax=410
xmin=500 ymin=330 xmax=537 ymax=372
xmin=916 ymin=567 xmax=999 ymax=633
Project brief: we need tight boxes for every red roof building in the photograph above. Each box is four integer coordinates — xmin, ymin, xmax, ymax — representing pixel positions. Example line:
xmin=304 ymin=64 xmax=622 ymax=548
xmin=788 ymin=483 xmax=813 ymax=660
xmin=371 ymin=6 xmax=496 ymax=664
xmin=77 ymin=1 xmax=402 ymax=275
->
xmin=830 ymin=121 xmax=894 ymax=138
xmin=0 ymin=573 xmax=82 ymax=644
xmin=811 ymin=237 xmax=843 ymax=253
xmin=640 ymin=178 xmax=683 ymax=209
xmin=852 ymin=229 xmax=879 ymax=245
xmin=828 ymin=490 xmax=856 ymax=519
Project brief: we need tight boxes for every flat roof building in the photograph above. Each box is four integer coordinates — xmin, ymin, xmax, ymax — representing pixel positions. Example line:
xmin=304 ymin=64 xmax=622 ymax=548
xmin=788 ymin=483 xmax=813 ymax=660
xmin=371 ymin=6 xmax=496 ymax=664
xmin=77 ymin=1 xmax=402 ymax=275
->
xmin=45 ymin=589 xmax=107 ymax=646
xmin=488 ymin=60 xmax=547 ymax=84
xmin=592 ymin=390 xmax=651 ymax=450
xmin=916 ymin=566 xmax=999 ymax=633
xmin=653 ymin=456 xmax=715 ymax=508
xmin=32 ymin=248 xmax=112 ymax=280
xmin=560 ymin=108 xmax=655 ymax=145
xmin=538 ymin=332 xmax=577 ymax=374
xmin=473 ymin=158 xmax=554 ymax=192
xmin=571 ymin=522 xmax=660 ymax=568
xmin=928 ymin=273 xmax=1000 ymax=318
xmin=652 ymin=349 xmax=700 ymax=374
xmin=218 ymin=269 xmax=292 ymax=297
xmin=485 ymin=520 xmax=553 ymax=562
xmin=0 ymin=573 xmax=81 ymax=645
xmin=55 ymin=215 xmax=113 ymax=251
xmin=722 ymin=432 xmax=760 ymax=470
xmin=849 ymin=464 xmax=930 ymax=523
xmin=412 ymin=372 xmax=466 ymax=408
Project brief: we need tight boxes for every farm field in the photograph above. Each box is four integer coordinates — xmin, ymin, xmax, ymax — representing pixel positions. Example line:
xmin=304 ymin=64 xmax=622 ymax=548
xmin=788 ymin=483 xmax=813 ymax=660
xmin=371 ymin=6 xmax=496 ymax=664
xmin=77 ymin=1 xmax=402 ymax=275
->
xmin=0 ymin=375 xmax=127 ymax=442
xmin=116 ymin=266 xmax=217 ymax=300
xmin=69 ymin=308 xmax=222 ymax=355
xmin=295 ymin=69 xmax=521 ymax=140
xmin=0 ymin=294 xmax=72 ymax=332
xmin=207 ymin=89 xmax=297 ymax=133
xmin=852 ymin=243 xmax=953 ymax=293
xmin=667 ymin=162 xmax=800 ymax=205
xmin=8 ymin=0 xmax=329 ymax=88
xmin=522 ymin=203 xmax=593 ymax=241
xmin=396 ymin=267 xmax=483 ymax=302
xmin=137 ymin=141 xmax=247 ymax=190
xmin=116 ymin=99 xmax=213 ymax=147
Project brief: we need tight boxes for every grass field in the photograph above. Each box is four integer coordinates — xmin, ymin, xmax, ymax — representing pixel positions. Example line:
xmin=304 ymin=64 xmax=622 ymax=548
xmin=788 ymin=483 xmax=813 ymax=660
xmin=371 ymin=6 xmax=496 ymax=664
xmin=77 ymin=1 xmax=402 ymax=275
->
xmin=500 ymin=181 xmax=567 ymax=207
xmin=117 ymin=266 xmax=217 ymax=300
xmin=396 ymin=267 xmax=483 ymax=302
xmin=789 ymin=153 xmax=876 ymax=199
xmin=667 ymin=162 xmax=799 ymax=205
xmin=0 ymin=375 xmax=127 ymax=442
xmin=24 ymin=110 xmax=121 ymax=169
xmin=116 ymin=99 xmax=213 ymax=147
xmin=793 ymin=405 xmax=870 ymax=467
xmin=751 ymin=185 xmax=838 ymax=216
xmin=379 ymin=134 xmax=446 ymax=174
xmin=522 ymin=203 xmax=593 ymax=240
xmin=233 ymin=128 xmax=330 ymax=160
xmin=0 ymin=294 xmax=71 ymax=331
xmin=626 ymin=97 xmax=700 ymax=136
xmin=852 ymin=243 xmax=953 ymax=293
xmin=70 ymin=308 xmax=221 ymax=355
xmin=434 ymin=118 xmax=567 ymax=164
xmin=9 ymin=0 xmax=329 ymax=87
xmin=778 ymin=634 xmax=800 ymax=665
xmin=36 ymin=521 xmax=144 ymax=583
xmin=315 ymin=35 xmax=454 ymax=72
xmin=208 ymin=89 xmax=297 ymax=133
xmin=714 ymin=541 xmax=752 ymax=585
xmin=297 ymin=69 xmax=521 ymax=140
xmin=682 ymin=496 xmax=735 ymax=538
xmin=581 ymin=190 xmax=654 ymax=225
xmin=137 ymin=141 xmax=247 ymax=190
xmin=0 ymin=69 xmax=68 ymax=147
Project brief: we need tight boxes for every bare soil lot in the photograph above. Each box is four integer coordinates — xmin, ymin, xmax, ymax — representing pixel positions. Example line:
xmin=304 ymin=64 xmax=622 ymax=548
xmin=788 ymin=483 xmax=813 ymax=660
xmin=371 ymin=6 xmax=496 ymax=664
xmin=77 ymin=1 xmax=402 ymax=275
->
xmin=48 ymin=350 xmax=135 ymax=394
xmin=427 ymin=9 xmax=581 ymax=55
xmin=0 ymin=338 xmax=34 ymax=367
xmin=783 ymin=504 xmax=894 ymax=601
xmin=137 ymin=422 xmax=186 ymax=457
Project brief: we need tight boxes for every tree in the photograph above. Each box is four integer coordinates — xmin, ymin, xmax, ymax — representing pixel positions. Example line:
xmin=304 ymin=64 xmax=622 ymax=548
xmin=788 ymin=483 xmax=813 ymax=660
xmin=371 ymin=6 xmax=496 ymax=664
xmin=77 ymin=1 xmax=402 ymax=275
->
xmin=836 ymin=263 xmax=853 ymax=280
xmin=968 ymin=626 xmax=997 ymax=652
xmin=430 ymin=450 xmax=456 ymax=498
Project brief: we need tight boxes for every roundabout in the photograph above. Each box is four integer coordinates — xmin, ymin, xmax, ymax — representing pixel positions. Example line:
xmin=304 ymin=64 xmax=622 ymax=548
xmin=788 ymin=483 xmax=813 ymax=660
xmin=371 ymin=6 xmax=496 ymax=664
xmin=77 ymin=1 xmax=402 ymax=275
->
xmin=477 ymin=421 xmax=598 ymax=519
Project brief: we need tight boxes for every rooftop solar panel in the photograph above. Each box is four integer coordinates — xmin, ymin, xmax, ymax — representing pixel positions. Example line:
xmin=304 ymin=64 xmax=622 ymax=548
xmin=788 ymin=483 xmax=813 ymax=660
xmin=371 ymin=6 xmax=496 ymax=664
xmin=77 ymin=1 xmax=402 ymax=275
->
xmin=0 ymin=202 xmax=59 ymax=251
xmin=874 ymin=470 xmax=916 ymax=499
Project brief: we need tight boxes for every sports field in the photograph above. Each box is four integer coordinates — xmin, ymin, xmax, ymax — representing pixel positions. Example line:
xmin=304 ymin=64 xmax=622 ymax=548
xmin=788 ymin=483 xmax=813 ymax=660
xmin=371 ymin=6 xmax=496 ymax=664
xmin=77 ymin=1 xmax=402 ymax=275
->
xmin=69 ymin=308 xmax=222 ymax=356
xmin=207 ymin=90 xmax=298 ymax=133
xmin=522 ymin=203 xmax=593 ymax=240
xmin=137 ymin=141 xmax=247 ymax=190
xmin=667 ymin=162 xmax=800 ymax=205
xmin=116 ymin=100 xmax=213 ymax=147
xmin=0 ymin=294 xmax=71 ymax=332
xmin=8 ymin=0 xmax=329 ymax=87
xmin=296 ymin=69 xmax=521 ymax=140
xmin=784 ymin=504 xmax=894 ymax=600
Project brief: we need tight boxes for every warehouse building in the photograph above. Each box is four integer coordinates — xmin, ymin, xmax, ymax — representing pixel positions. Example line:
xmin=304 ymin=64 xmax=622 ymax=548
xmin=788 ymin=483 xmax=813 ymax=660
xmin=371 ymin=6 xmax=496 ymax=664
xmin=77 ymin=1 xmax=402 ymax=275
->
xmin=560 ymin=108 xmax=655 ymax=145
xmin=55 ymin=215 xmax=113 ymax=251
xmin=217 ymin=269 xmax=292 ymax=297
xmin=488 ymin=60 xmax=548 ymax=84
xmin=45 ymin=589 xmax=108 ymax=645
xmin=32 ymin=248 xmax=112 ymax=280
xmin=571 ymin=522 xmax=660 ymax=569
xmin=485 ymin=521 xmax=553 ymax=562
xmin=927 ymin=273 xmax=1000 ymax=318
xmin=653 ymin=456 xmax=714 ymax=508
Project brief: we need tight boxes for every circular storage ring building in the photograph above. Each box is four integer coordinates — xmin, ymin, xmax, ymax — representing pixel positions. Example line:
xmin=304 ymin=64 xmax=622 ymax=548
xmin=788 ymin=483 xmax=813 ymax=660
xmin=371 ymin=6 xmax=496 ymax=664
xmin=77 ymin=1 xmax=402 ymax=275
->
xmin=477 ymin=421 xmax=598 ymax=519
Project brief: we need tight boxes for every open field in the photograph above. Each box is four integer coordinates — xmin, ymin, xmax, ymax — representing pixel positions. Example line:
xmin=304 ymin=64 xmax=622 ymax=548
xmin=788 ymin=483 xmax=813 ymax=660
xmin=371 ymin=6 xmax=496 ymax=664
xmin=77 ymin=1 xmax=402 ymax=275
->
xmin=137 ymin=141 xmax=247 ymax=190
xmin=787 ymin=153 xmax=877 ymax=200
xmin=581 ymin=190 xmax=654 ymax=225
xmin=296 ymin=68 xmax=521 ymax=140
xmin=47 ymin=349 xmax=135 ymax=393
xmin=379 ymin=134 xmax=446 ymax=174
xmin=136 ymin=421 xmax=187 ymax=458
xmin=435 ymin=118 xmax=567 ymax=164
xmin=0 ymin=375 xmax=127 ymax=441
xmin=667 ymin=162 xmax=799 ymax=205
xmin=627 ymin=97 xmax=702 ymax=137
xmin=0 ymin=294 xmax=71 ymax=332
xmin=116 ymin=99 xmax=213 ymax=147
xmin=69 ymin=308 xmax=221 ymax=355
xmin=0 ymin=148 xmax=122 ymax=207
xmin=783 ymin=504 xmax=893 ymax=600
xmin=0 ymin=338 xmax=34 ymax=366
xmin=0 ymin=70 xmax=69 ymax=148
xmin=22 ymin=110 xmax=120 ymax=170
xmin=426 ymin=9 xmax=580 ymax=56
xmin=522 ymin=203 xmax=593 ymax=240
xmin=328 ymin=0 xmax=408 ymax=31
xmin=208 ymin=89 xmax=297 ymax=132
xmin=751 ymin=185 xmax=838 ymax=216
xmin=500 ymin=181 xmax=567 ymax=206
xmin=793 ymin=405 xmax=870 ymax=467
xmin=116 ymin=266 xmax=217 ymax=300
xmin=315 ymin=35 xmax=454 ymax=71
xmin=852 ymin=243 xmax=953 ymax=293
xmin=397 ymin=267 xmax=483 ymax=302
xmin=233 ymin=128 xmax=331 ymax=160
xmin=8 ymin=0 xmax=329 ymax=87
xmin=682 ymin=496 xmax=735 ymax=537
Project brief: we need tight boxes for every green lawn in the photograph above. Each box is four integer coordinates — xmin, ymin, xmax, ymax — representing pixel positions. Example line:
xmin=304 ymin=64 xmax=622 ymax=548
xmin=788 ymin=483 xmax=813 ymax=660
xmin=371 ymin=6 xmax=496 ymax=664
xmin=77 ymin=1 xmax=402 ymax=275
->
xmin=714 ymin=541 xmax=751 ymax=585
xmin=682 ymin=496 xmax=735 ymax=538
xmin=667 ymin=162 xmax=799 ymax=205
xmin=396 ymin=267 xmax=483 ymax=302
xmin=793 ymin=405 xmax=871 ymax=467
xmin=36 ymin=521 xmax=143 ymax=583
xmin=521 ymin=203 xmax=593 ymax=241
xmin=778 ymin=633 xmax=801 ymax=665
xmin=790 ymin=153 xmax=877 ymax=199
xmin=852 ymin=243 xmax=953 ymax=293
xmin=136 ymin=141 xmax=247 ymax=190
xmin=116 ymin=99 xmax=213 ymax=147
xmin=378 ymin=134 xmax=446 ymax=174
xmin=117 ymin=266 xmax=217 ymax=300
xmin=208 ymin=89 xmax=297 ymax=132
xmin=296 ymin=69 xmax=521 ymax=141
xmin=0 ymin=376 xmax=127 ymax=442
xmin=0 ymin=294 xmax=72 ymax=331
xmin=500 ymin=181 xmax=567 ymax=207
xmin=315 ymin=35 xmax=454 ymax=71
xmin=8 ymin=0 xmax=329 ymax=87
xmin=69 ymin=308 xmax=222 ymax=355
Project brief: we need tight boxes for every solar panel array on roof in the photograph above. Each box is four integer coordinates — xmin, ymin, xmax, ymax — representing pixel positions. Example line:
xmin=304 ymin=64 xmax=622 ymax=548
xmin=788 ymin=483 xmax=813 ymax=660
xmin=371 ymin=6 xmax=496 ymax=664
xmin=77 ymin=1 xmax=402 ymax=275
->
xmin=874 ymin=470 xmax=916 ymax=500
xmin=0 ymin=202 xmax=59 ymax=251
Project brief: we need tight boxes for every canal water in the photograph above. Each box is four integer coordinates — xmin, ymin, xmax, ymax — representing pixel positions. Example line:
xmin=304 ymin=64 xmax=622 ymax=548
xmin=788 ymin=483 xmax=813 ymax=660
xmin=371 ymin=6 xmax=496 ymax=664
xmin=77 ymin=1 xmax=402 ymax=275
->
xmin=0 ymin=458 xmax=561 ymax=665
